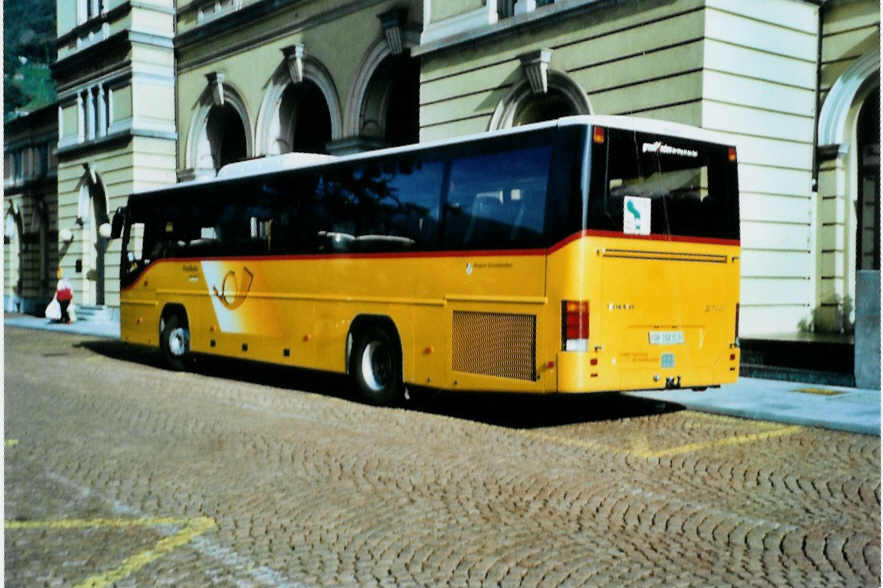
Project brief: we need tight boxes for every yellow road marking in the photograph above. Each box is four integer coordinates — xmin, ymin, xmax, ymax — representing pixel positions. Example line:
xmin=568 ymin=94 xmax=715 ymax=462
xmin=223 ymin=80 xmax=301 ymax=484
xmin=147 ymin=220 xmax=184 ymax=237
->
xmin=522 ymin=424 xmax=803 ymax=459
xmin=5 ymin=439 xmax=19 ymax=447
xmin=684 ymin=411 xmax=781 ymax=429
xmin=795 ymin=387 xmax=843 ymax=396
xmin=631 ymin=425 xmax=803 ymax=458
xmin=5 ymin=516 xmax=199 ymax=530
xmin=5 ymin=517 xmax=216 ymax=588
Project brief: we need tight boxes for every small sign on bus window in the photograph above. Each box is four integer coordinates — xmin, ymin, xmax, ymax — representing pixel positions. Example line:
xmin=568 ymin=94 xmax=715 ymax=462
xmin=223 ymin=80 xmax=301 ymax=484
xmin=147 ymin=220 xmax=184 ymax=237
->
xmin=623 ymin=196 xmax=651 ymax=235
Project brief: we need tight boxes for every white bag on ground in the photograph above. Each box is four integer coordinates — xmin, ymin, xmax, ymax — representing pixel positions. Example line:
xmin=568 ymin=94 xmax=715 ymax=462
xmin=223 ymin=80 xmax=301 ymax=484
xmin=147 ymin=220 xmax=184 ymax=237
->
xmin=45 ymin=297 xmax=61 ymax=321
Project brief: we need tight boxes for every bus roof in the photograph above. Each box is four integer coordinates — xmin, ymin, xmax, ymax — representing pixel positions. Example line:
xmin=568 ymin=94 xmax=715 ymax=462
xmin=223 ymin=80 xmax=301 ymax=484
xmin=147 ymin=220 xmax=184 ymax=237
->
xmin=132 ymin=115 xmax=735 ymax=197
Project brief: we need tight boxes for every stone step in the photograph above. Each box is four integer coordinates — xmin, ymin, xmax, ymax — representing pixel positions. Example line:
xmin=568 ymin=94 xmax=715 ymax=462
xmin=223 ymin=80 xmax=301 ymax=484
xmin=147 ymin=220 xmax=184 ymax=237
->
xmin=73 ymin=305 xmax=115 ymax=322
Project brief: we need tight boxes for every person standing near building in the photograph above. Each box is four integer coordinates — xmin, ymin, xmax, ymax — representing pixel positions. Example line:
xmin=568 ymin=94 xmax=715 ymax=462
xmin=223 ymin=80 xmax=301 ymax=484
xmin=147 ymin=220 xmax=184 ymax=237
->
xmin=56 ymin=268 xmax=73 ymax=324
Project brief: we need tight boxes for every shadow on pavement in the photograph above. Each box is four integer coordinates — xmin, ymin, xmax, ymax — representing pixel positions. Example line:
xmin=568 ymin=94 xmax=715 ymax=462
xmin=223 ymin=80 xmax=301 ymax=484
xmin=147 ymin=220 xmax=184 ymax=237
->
xmin=75 ymin=340 xmax=684 ymax=429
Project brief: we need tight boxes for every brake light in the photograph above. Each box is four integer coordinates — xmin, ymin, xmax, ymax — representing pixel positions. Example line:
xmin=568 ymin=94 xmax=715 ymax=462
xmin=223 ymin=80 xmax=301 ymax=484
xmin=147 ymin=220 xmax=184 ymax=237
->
xmin=593 ymin=126 xmax=605 ymax=144
xmin=728 ymin=147 xmax=737 ymax=162
xmin=562 ymin=300 xmax=589 ymax=352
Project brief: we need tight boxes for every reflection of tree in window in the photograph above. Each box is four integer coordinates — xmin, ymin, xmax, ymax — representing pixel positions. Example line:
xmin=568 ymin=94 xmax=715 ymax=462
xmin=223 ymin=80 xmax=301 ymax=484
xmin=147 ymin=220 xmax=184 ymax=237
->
xmin=443 ymin=145 xmax=551 ymax=249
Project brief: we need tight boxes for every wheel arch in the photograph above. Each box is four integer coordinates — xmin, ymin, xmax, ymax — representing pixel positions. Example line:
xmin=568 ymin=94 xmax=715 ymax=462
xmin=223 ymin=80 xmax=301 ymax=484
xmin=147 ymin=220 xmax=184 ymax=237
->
xmin=346 ymin=314 xmax=403 ymax=377
xmin=159 ymin=303 xmax=189 ymax=336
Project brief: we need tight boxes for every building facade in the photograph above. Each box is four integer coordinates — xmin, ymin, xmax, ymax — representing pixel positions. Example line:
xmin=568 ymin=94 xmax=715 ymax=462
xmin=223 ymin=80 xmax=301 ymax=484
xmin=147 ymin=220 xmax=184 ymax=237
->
xmin=3 ymin=0 xmax=879 ymax=381
xmin=51 ymin=0 xmax=177 ymax=315
xmin=4 ymin=105 xmax=59 ymax=314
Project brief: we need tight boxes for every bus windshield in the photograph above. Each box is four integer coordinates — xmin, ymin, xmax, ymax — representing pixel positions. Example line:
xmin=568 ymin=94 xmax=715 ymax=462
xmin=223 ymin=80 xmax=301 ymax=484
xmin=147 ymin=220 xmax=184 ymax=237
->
xmin=588 ymin=127 xmax=739 ymax=241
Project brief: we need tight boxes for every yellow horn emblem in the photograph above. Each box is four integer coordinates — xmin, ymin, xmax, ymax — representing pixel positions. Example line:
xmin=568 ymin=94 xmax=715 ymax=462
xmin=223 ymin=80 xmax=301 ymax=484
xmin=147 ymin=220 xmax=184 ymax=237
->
xmin=212 ymin=267 xmax=254 ymax=310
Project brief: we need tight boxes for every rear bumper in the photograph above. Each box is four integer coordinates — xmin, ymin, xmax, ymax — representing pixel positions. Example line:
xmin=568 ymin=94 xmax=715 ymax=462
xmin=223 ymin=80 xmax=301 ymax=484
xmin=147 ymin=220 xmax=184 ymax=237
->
xmin=555 ymin=348 xmax=740 ymax=393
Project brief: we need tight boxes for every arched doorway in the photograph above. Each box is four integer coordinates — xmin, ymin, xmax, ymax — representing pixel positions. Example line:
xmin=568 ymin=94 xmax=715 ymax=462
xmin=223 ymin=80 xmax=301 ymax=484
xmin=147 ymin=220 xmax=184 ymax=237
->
xmin=512 ymin=87 xmax=579 ymax=126
xmin=359 ymin=54 xmax=420 ymax=147
xmin=489 ymin=71 xmax=591 ymax=130
xmin=206 ymin=104 xmax=248 ymax=169
xmin=343 ymin=36 xmax=420 ymax=153
xmin=856 ymin=90 xmax=879 ymax=271
xmin=4 ymin=204 xmax=22 ymax=312
xmin=280 ymin=79 xmax=333 ymax=154
xmin=76 ymin=169 xmax=110 ymax=306
xmin=186 ymin=81 xmax=252 ymax=177
xmin=256 ymin=56 xmax=343 ymax=157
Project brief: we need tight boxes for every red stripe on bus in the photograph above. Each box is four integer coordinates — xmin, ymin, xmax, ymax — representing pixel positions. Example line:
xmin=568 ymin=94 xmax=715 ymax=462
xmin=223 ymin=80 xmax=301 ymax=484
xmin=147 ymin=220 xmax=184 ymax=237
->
xmin=119 ymin=231 xmax=739 ymax=292
xmin=547 ymin=230 xmax=740 ymax=253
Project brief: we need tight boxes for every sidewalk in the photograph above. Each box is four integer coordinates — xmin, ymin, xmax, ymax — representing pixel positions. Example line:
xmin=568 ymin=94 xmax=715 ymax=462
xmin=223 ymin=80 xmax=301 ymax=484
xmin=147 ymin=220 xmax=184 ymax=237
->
xmin=5 ymin=312 xmax=880 ymax=436
xmin=4 ymin=313 xmax=119 ymax=339
xmin=628 ymin=378 xmax=880 ymax=436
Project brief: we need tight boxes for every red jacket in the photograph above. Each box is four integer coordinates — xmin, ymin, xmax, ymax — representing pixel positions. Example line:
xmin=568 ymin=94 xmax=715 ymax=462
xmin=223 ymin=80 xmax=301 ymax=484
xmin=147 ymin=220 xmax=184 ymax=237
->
xmin=56 ymin=279 xmax=73 ymax=302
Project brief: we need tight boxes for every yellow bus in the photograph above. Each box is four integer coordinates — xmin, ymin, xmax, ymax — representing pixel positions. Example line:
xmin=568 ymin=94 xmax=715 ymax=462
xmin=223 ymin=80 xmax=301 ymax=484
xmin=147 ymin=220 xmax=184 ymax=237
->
xmin=113 ymin=116 xmax=740 ymax=404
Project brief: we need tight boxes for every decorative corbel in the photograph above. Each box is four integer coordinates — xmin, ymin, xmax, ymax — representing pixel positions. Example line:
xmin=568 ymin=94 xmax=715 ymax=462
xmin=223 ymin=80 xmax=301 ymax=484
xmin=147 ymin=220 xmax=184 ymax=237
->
xmin=378 ymin=8 xmax=408 ymax=56
xmin=82 ymin=162 xmax=98 ymax=186
xmin=519 ymin=48 xmax=552 ymax=95
xmin=205 ymin=72 xmax=225 ymax=106
xmin=281 ymin=44 xmax=306 ymax=85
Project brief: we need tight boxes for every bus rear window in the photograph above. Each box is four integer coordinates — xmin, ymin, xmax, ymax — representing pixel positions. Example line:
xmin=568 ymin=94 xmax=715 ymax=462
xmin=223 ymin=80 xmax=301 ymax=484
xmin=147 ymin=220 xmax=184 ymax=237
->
xmin=589 ymin=128 xmax=739 ymax=241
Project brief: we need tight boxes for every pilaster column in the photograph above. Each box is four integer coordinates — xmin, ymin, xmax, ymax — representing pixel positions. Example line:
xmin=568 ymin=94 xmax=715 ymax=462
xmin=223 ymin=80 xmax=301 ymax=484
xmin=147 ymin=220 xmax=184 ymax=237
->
xmin=96 ymin=85 xmax=107 ymax=137
xmin=86 ymin=87 xmax=96 ymax=140
xmin=77 ymin=92 xmax=86 ymax=142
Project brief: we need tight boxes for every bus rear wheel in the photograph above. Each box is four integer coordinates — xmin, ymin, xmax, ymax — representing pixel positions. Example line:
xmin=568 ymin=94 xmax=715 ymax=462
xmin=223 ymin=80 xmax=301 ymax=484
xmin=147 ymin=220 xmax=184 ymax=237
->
xmin=351 ymin=327 xmax=402 ymax=406
xmin=160 ymin=314 xmax=190 ymax=371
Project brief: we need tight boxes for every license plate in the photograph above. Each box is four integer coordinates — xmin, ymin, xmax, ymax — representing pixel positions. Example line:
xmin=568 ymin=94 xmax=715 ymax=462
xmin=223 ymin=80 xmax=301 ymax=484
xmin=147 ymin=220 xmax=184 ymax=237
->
xmin=649 ymin=330 xmax=685 ymax=345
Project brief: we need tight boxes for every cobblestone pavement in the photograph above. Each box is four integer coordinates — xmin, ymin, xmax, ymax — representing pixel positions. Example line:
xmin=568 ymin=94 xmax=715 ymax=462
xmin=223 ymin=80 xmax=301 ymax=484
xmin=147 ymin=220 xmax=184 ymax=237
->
xmin=4 ymin=327 xmax=880 ymax=587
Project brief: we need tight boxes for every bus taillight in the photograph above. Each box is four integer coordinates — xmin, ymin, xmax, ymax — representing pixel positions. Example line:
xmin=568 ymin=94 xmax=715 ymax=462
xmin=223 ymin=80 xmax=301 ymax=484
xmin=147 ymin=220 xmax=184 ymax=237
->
xmin=728 ymin=146 xmax=737 ymax=162
xmin=592 ymin=126 xmax=605 ymax=144
xmin=563 ymin=300 xmax=589 ymax=352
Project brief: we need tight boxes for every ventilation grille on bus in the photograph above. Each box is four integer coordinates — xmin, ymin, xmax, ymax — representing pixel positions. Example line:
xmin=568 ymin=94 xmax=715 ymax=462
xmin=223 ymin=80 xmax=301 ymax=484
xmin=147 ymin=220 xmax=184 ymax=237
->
xmin=601 ymin=249 xmax=727 ymax=263
xmin=452 ymin=311 xmax=536 ymax=381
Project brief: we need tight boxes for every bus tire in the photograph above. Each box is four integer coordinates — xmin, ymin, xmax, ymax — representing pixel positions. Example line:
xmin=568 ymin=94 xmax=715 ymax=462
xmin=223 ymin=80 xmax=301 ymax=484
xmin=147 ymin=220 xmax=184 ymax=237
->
xmin=160 ymin=314 xmax=190 ymax=371
xmin=351 ymin=326 xmax=402 ymax=406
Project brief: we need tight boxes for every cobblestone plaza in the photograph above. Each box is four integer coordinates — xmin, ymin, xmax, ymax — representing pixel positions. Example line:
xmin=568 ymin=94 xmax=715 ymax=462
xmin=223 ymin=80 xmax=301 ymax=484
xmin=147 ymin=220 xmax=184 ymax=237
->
xmin=4 ymin=327 xmax=880 ymax=586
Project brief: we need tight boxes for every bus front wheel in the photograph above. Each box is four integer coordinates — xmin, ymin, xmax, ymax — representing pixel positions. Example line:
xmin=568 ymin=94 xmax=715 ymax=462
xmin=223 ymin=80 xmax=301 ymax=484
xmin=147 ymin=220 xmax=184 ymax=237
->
xmin=160 ymin=314 xmax=190 ymax=371
xmin=351 ymin=327 xmax=402 ymax=406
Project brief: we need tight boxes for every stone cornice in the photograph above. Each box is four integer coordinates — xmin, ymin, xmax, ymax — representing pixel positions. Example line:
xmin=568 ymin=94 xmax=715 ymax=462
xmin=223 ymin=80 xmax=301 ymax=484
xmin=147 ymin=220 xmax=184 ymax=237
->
xmin=56 ymin=128 xmax=177 ymax=159
xmin=54 ymin=31 xmax=173 ymax=80
xmin=56 ymin=1 xmax=176 ymax=47
xmin=175 ymin=0 xmax=388 ymax=56
xmin=413 ymin=0 xmax=623 ymax=57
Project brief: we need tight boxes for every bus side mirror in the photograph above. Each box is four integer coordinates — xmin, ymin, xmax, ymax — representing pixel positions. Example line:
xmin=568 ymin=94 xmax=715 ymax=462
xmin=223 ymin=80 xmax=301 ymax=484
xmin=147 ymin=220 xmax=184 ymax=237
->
xmin=110 ymin=207 xmax=125 ymax=239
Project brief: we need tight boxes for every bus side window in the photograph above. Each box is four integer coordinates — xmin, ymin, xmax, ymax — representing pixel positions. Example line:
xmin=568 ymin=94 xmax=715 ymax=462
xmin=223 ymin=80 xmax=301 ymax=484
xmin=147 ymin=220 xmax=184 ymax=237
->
xmin=125 ymin=222 xmax=146 ymax=272
xmin=384 ymin=158 xmax=443 ymax=248
xmin=314 ymin=167 xmax=359 ymax=252
xmin=443 ymin=144 xmax=551 ymax=249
